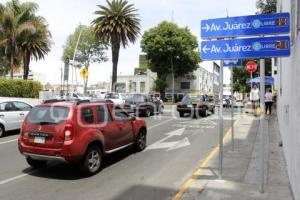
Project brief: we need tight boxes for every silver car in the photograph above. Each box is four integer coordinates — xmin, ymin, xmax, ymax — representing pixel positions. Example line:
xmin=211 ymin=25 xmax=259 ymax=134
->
xmin=0 ymin=99 xmax=32 ymax=137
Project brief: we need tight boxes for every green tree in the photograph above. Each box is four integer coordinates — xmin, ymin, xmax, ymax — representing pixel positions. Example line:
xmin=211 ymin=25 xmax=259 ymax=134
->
xmin=141 ymin=21 xmax=200 ymax=97
xmin=20 ymin=16 xmax=52 ymax=80
xmin=62 ymin=25 xmax=108 ymax=94
xmin=92 ymin=0 xmax=140 ymax=92
xmin=0 ymin=0 xmax=36 ymax=79
xmin=233 ymin=59 xmax=272 ymax=93
xmin=256 ymin=0 xmax=277 ymax=14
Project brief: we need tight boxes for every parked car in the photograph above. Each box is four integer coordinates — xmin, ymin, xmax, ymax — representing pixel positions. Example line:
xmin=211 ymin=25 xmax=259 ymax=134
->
xmin=177 ymin=94 xmax=215 ymax=118
xmin=124 ymin=94 xmax=164 ymax=117
xmin=0 ymin=99 xmax=32 ymax=137
xmin=18 ymin=100 xmax=147 ymax=176
xmin=72 ymin=92 xmax=91 ymax=100
xmin=104 ymin=93 xmax=126 ymax=106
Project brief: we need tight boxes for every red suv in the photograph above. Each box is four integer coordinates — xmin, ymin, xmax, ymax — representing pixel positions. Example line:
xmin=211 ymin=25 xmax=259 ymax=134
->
xmin=18 ymin=100 xmax=147 ymax=175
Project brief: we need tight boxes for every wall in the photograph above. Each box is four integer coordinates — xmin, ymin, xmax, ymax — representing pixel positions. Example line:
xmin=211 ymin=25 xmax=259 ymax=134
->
xmin=275 ymin=1 xmax=300 ymax=199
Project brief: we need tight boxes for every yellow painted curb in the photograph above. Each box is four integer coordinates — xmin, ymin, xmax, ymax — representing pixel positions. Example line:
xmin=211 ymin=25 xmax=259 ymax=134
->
xmin=172 ymin=117 xmax=242 ymax=200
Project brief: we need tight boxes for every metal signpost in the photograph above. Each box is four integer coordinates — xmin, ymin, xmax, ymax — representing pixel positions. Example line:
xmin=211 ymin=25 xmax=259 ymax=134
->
xmin=201 ymin=13 xmax=290 ymax=39
xmin=223 ymin=59 xmax=242 ymax=152
xmin=200 ymin=13 xmax=290 ymax=189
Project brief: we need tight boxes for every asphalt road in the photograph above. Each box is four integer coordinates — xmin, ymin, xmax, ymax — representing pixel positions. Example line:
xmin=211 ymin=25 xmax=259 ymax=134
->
xmin=0 ymin=108 xmax=238 ymax=200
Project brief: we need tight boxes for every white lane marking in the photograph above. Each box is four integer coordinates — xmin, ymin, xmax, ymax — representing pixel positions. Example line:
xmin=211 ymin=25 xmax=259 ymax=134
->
xmin=148 ymin=118 xmax=174 ymax=130
xmin=0 ymin=174 xmax=28 ymax=185
xmin=147 ymin=128 xmax=190 ymax=151
xmin=0 ymin=138 xmax=18 ymax=145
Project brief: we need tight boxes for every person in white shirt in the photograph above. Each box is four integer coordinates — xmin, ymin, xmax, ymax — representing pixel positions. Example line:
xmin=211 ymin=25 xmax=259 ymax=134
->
xmin=265 ymin=89 xmax=273 ymax=115
xmin=250 ymin=84 xmax=260 ymax=115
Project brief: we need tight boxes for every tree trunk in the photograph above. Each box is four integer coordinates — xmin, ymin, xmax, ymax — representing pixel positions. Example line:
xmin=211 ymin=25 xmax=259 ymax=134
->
xmin=10 ymin=53 xmax=14 ymax=79
xmin=23 ymin=51 xmax=30 ymax=80
xmin=111 ymin=36 xmax=120 ymax=92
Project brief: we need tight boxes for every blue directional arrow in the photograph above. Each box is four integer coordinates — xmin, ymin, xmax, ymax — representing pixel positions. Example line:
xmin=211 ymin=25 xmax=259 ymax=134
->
xmin=201 ymin=36 xmax=290 ymax=60
xmin=201 ymin=13 xmax=290 ymax=39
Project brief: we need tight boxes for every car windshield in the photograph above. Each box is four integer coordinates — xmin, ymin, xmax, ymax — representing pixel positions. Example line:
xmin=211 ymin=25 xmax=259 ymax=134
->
xmin=128 ymin=94 xmax=145 ymax=102
xmin=27 ymin=106 xmax=70 ymax=125
xmin=105 ymin=94 xmax=119 ymax=99
xmin=181 ymin=95 xmax=205 ymax=104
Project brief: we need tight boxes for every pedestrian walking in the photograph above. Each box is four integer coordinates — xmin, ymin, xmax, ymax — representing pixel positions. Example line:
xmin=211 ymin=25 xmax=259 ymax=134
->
xmin=250 ymin=84 xmax=260 ymax=116
xmin=265 ymin=89 xmax=273 ymax=115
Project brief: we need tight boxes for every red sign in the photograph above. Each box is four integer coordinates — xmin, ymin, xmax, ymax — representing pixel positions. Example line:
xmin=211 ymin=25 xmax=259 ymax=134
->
xmin=246 ymin=61 xmax=258 ymax=73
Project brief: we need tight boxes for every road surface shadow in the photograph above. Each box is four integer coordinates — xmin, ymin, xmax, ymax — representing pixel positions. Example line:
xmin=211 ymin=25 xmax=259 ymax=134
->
xmin=111 ymin=184 xmax=178 ymax=200
xmin=1 ymin=129 xmax=20 ymax=137
xmin=24 ymin=146 xmax=135 ymax=180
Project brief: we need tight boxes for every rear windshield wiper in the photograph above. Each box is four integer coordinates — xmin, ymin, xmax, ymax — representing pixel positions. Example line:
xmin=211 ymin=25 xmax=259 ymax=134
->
xmin=37 ymin=121 xmax=57 ymax=125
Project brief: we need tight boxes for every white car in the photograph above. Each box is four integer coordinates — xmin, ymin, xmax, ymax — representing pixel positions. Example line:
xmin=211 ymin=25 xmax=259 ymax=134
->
xmin=0 ymin=99 xmax=32 ymax=137
xmin=104 ymin=93 xmax=126 ymax=106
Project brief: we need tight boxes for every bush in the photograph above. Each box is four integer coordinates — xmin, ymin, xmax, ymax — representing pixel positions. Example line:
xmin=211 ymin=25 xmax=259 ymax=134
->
xmin=0 ymin=79 xmax=43 ymax=98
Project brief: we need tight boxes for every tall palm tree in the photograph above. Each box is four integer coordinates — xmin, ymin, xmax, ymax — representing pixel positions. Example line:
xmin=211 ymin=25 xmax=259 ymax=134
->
xmin=0 ymin=0 xmax=36 ymax=79
xmin=20 ymin=16 xmax=52 ymax=80
xmin=92 ymin=0 xmax=140 ymax=92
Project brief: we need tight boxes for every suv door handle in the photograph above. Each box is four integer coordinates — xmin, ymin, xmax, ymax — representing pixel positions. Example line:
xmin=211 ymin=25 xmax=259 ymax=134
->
xmin=0 ymin=114 xmax=4 ymax=117
xmin=20 ymin=113 xmax=24 ymax=116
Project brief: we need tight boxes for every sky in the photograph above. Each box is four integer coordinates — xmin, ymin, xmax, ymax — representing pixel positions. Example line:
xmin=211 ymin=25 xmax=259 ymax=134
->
xmin=3 ymin=0 xmax=258 ymax=85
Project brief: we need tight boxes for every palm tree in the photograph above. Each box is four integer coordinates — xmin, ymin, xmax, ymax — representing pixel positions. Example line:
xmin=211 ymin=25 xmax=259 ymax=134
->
xmin=92 ymin=0 xmax=140 ymax=92
xmin=20 ymin=16 xmax=52 ymax=80
xmin=0 ymin=0 xmax=37 ymax=79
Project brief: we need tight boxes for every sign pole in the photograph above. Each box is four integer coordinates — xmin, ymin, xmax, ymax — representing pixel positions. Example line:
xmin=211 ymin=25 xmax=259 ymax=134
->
xmin=218 ymin=60 xmax=224 ymax=179
xmin=231 ymin=67 xmax=234 ymax=151
xmin=259 ymin=58 xmax=265 ymax=193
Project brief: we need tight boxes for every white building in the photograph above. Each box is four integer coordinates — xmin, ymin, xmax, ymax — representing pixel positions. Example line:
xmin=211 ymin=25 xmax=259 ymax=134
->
xmin=273 ymin=1 xmax=300 ymax=199
xmin=165 ymin=61 xmax=220 ymax=101
xmin=112 ymin=69 xmax=157 ymax=94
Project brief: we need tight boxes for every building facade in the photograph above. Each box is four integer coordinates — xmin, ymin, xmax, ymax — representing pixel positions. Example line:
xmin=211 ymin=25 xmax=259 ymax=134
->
xmin=165 ymin=61 xmax=220 ymax=101
xmin=112 ymin=69 xmax=157 ymax=94
xmin=273 ymin=1 xmax=300 ymax=199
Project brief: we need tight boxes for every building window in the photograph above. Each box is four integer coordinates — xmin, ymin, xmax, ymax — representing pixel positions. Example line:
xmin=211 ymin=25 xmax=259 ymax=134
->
xmin=181 ymin=82 xmax=190 ymax=90
xmin=132 ymin=82 xmax=136 ymax=92
xmin=140 ymin=82 xmax=145 ymax=93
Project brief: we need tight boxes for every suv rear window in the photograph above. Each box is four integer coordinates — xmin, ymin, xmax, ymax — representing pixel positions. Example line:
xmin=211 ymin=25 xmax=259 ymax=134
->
xmin=27 ymin=106 xmax=70 ymax=124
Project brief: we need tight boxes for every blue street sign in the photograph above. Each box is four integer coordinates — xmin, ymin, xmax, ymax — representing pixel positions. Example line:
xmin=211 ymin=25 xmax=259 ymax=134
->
xmin=201 ymin=36 xmax=290 ymax=60
xmin=201 ymin=13 xmax=290 ymax=39
xmin=223 ymin=59 xmax=243 ymax=67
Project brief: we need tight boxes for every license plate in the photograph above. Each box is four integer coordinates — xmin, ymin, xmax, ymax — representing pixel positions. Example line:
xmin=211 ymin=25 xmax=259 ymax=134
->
xmin=34 ymin=137 xmax=45 ymax=144
xmin=131 ymin=105 xmax=136 ymax=109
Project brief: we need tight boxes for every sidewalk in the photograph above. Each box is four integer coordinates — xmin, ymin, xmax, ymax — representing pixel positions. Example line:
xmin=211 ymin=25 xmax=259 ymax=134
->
xmin=180 ymin=113 xmax=293 ymax=200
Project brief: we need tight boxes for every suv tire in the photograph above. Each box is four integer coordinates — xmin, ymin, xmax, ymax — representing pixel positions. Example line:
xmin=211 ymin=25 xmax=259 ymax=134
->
xmin=179 ymin=112 xmax=184 ymax=117
xmin=26 ymin=157 xmax=47 ymax=168
xmin=0 ymin=125 xmax=4 ymax=138
xmin=80 ymin=145 xmax=102 ymax=176
xmin=134 ymin=129 xmax=147 ymax=152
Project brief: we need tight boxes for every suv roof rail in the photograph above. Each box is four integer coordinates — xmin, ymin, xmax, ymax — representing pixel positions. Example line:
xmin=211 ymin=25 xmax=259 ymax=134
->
xmin=43 ymin=99 xmax=66 ymax=104
xmin=76 ymin=99 xmax=90 ymax=105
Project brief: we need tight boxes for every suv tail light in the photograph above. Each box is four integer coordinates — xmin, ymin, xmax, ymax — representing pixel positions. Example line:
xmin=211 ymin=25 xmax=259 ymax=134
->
xmin=64 ymin=124 xmax=73 ymax=141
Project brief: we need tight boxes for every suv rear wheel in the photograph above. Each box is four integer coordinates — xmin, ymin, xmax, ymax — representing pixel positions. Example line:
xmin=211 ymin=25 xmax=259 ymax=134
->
xmin=26 ymin=157 xmax=47 ymax=168
xmin=134 ymin=129 xmax=147 ymax=152
xmin=80 ymin=145 xmax=102 ymax=176
xmin=0 ymin=125 xmax=4 ymax=138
